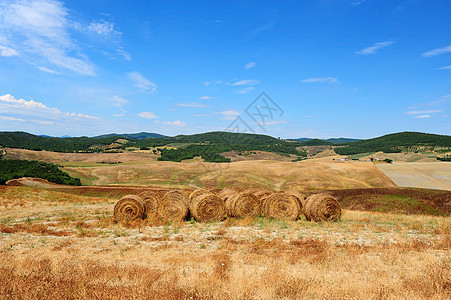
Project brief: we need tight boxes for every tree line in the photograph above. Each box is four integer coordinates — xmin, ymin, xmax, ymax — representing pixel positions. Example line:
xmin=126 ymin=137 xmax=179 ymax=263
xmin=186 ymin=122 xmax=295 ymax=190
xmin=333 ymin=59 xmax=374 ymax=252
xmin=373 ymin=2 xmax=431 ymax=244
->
xmin=0 ymin=159 xmax=82 ymax=186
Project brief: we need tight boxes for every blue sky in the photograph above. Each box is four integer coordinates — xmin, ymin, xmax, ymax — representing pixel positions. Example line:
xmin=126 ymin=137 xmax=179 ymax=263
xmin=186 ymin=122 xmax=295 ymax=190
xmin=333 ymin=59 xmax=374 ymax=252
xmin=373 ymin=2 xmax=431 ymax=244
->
xmin=0 ymin=0 xmax=450 ymax=138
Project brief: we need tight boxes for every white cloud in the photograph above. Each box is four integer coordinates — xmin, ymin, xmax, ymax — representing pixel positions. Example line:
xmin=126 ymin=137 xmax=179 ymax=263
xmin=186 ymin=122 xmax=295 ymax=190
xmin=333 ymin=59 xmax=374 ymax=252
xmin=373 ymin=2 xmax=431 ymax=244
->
xmin=116 ymin=48 xmax=131 ymax=61
xmin=423 ymin=45 xmax=451 ymax=57
xmin=177 ymin=102 xmax=210 ymax=108
xmin=163 ymin=120 xmax=186 ymax=127
xmin=244 ymin=61 xmax=256 ymax=70
xmin=229 ymin=79 xmax=260 ymax=86
xmin=35 ymin=65 xmax=60 ymax=74
xmin=405 ymin=109 xmax=443 ymax=115
xmin=199 ymin=96 xmax=216 ymax=100
xmin=414 ymin=114 xmax=430 ymax=119
xmin=192 ymin=113 xmax=209 ymax=117
xmin=0 ymin=116 xmax=25 ymax=122
xmin=301 ymin=77 xmax=338 ymax=84
xmin=216 ymin=110 xmax=241 ymax=120
xmin=237 ymin=87 xmax=254 ymax=94
xmin=203 ymin=81 xmax=211 ymax=86
xmin=127 ymin=71 xmax=157 ymax=92
xmin=88 ymin=20 xmax=120 ymax=35
xmin=438 ymin=65 xmax=451 ymax=70
xmin=138 ymin=111 xmax=158 ymax=119
xmin=0 ymin=45 xmax=19 ymax=56
xmin=352 ymin=0 xmax=366 ymax=5
xmin=0 ymin=93 xmax=98 ymax=123
xmin=111 ymin=96 xmax=128 ymax=107
xmin=0 ymin=0 xmax=95 ymax=75
xmin=112 ymin=113 xmax=125 ymax=117
xmin=356 ymin=41 xmax=394 ymax=55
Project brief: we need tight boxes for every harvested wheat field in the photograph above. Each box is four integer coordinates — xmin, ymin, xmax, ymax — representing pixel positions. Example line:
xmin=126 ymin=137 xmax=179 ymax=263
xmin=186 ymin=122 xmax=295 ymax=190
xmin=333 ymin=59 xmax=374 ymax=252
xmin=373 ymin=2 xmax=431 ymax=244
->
xmin=1 ymin=185 xmax=450 ymax=299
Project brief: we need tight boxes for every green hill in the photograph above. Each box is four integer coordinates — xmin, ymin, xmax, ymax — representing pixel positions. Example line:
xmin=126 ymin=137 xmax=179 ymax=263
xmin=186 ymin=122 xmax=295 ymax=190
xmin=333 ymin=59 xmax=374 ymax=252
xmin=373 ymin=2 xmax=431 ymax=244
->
xmin=334 ymin=132 xmax=451 ymax=155
xmin=95 ymin=132 xmax=166 ymax=139
xmin=0 ymin=131 xmax=129 ymax=152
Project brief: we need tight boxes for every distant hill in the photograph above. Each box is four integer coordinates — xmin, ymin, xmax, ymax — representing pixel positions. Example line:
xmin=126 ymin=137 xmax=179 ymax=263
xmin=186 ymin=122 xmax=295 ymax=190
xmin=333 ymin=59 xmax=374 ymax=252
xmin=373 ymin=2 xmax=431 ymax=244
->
xmin=290 ymin=137 xmax=360 ymax=144
xmin=95 ymin=132 xmax=166 ymax=139
xmin=335 ymin=132 xmax=451 ymax=155
xmin=326 ymin=138 xmax=361 ymax=144
xmin=298 ymin=139 xmax=333 ymax=146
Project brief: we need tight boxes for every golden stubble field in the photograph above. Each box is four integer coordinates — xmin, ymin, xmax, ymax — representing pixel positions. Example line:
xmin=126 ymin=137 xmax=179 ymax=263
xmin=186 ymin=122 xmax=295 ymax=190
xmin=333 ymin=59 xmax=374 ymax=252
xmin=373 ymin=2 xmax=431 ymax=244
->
xmin=0 ymin=186 xmax=450 ymax=299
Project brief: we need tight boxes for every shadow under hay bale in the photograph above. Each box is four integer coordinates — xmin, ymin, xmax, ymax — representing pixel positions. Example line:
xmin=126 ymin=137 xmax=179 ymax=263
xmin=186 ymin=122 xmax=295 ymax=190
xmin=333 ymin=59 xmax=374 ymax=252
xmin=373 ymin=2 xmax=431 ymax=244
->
xmin=113 ymin=195 xmax=145 ymax=221
xmin=190 ymin=192 xmax=226 ymax=222
xmin=158 ymin=190 xmax=189 ymax=222
xmin=303 ymin=193 xmax=342 ymax=222
xmin=263 ymin=192 xmax=301 ymax=221
xmin=138 ymin=191 xmax=160 ymax=217
xmin=225 ymin=191 xmax=260 ymax=218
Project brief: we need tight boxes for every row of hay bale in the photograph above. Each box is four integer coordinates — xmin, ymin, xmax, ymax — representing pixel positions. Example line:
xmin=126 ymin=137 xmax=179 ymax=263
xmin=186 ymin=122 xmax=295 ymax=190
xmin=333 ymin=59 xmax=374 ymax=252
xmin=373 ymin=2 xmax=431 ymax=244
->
xmin=113 ymin=188 xmax=342 ymax=223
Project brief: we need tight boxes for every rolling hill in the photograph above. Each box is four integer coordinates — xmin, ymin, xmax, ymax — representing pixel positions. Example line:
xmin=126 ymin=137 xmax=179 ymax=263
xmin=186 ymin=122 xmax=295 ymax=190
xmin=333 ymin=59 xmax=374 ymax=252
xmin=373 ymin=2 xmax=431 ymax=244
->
xmin=334 ymin=132 xmax=451 ymax=155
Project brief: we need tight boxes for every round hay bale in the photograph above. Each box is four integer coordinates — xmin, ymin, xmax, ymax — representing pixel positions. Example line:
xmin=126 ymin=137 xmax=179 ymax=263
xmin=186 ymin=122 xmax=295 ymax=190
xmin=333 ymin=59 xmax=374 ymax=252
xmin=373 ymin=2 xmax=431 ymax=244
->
xmin=254 ymin=189 xmax=274 ymax=203
xmin=190 ymin=192 xmax=226 ymax=222
xmin=263 ymin=192 xmax=301 ymax=221
xmin=303 ymin=193 xmax=342 ymax=222
xmin=225 ymin=192 xmax=260 ymax=218
xmin=158 ymin=190 xmax=189 ymax=222
xmin=218 ymin=188 xmax=238 ymax=202
xmin=138 ymin=190 xmax=160 ymax=217
xmin=113 ymin=195 xmax=145 ymax=221
xmin=287 ymin=191 xmax=306 ymax=217
xmin=189 ymin=188 xmax=211 ymax=203
xmin=155 ymin=189 xmax=170 ymax=199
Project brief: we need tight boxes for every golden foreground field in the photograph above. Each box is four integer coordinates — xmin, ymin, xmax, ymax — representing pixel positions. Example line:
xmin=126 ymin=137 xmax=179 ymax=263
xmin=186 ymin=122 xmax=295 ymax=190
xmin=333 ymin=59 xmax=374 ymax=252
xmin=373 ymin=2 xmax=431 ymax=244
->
xmin=0 ymin=186 xmax=450 ymax=299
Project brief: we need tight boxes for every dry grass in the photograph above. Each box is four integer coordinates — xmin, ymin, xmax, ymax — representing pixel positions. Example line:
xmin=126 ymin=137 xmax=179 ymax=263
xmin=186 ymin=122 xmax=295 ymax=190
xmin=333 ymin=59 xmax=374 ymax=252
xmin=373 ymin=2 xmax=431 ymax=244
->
xmin=0 ymin=186 xmax=450 ymax=299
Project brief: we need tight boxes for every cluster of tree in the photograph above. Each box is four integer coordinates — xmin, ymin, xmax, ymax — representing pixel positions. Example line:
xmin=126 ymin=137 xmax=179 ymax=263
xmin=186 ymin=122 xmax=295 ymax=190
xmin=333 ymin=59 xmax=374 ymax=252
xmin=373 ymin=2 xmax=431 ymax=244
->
xmin=437 ymin=156 xmax=451 ymax=161
xmin=335 ymin=132 xmax=451 ymax=155
xmin=0 ymin=159 xmax=82 ymax=186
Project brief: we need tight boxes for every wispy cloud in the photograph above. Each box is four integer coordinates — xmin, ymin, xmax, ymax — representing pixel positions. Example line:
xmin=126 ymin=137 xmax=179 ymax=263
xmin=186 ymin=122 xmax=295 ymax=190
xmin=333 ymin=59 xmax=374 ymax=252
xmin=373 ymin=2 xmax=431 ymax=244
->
xmin=0 ymin=116 xmax=25 ymax=122
xmin=138 ymin=112 xmax=158 ymax=119
xmin=127 ymin=72 xmax=157 ymax=92
xmin=0 ymin=0 xmax=96 ymax=75
xmin=423 ymin=45 xmax=451 ymax=57
xmin=237 ymin=87 xmax=254 ymax=94
xmin=229 ymin=79 xmax=260 ymax=86
xmin=405 ymin=109 xmax=443 ymax=115
xmin=199 ymin=96 xmax=216 ymax=100
xmin=356 ymin=41 xmax=394 ymax=55
xmin=301 ymin=77 xmax=338 ymax=84
xmin=163 ymin=120 xmax=186 ymax=127
xmin=352 ymin=0 xmax=366 ymax=6
xmin=215 ymin=110 xmax=241 ymax=120
xmin=414 ymin=114 xmax=430 ymax=119
xmin=192 ymin=113 xmax=209 ymax=117
xmin=111 ymin=96 xmax=128 ymax=107
xmin=177 ymin=102 xmax=210 ymax=108
xmin=438 ymin=65 xmax=451 ymax=70
xmin=0 ymin=45 xmax=19 ymax=57
xmin=244 ymin=62 xmax=256 ymax=70
xmin=88 ymin=20 xmax=121 ymax=35
xmin=35 ymin=65 xmax=60 ymax=74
